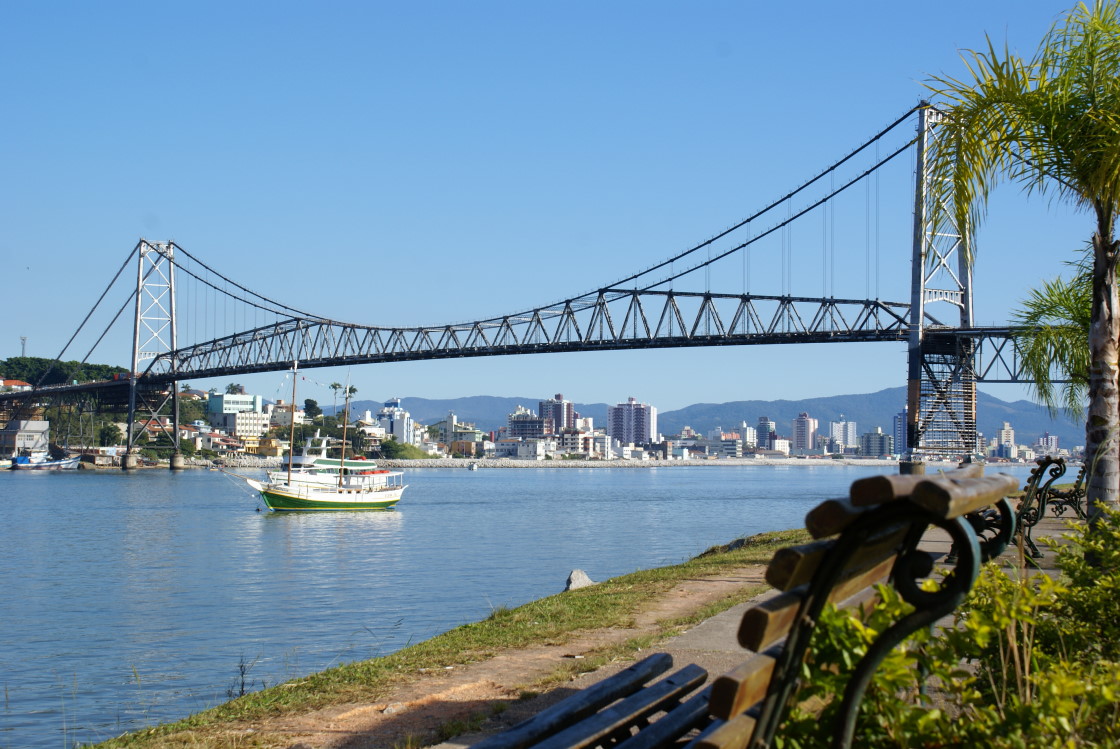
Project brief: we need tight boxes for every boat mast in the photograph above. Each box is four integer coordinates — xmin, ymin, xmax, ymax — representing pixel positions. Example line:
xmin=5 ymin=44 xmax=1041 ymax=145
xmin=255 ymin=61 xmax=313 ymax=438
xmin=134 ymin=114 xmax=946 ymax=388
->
xmin=287 ymin=360 xmax=298 ymax=486
xmin=338 ymin=380 xmax=351 ymax=490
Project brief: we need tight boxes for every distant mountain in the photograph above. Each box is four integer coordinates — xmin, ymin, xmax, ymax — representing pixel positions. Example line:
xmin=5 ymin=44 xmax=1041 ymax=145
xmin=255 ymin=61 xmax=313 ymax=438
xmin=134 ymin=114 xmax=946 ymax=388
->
xmin=339 ymin=388 xmax=1084 ymax=448
xmin=657 ymin=387 xmax=1083 ymax=448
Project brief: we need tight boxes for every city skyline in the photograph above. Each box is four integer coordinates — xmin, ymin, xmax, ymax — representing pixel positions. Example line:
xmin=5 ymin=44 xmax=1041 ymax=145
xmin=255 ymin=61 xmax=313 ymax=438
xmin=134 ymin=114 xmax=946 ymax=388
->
xmin=1 ymin=2 xmax=1087 ymax=412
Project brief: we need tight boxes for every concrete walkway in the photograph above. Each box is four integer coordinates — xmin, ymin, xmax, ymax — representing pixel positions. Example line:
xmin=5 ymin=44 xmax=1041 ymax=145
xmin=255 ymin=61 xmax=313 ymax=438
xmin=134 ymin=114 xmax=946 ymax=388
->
xmin=438 ymin=512 xmax=1079 ymax=748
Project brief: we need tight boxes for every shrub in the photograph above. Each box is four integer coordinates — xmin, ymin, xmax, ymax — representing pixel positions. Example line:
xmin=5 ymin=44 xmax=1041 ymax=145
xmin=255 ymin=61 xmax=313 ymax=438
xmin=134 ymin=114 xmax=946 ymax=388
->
xmin=776 ymin=507 xmax=1120 ymax=747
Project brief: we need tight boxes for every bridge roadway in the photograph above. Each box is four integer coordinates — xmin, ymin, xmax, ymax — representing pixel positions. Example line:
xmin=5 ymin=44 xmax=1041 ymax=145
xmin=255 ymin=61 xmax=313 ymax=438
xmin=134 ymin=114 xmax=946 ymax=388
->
xmin=0 ymin=328 xmax=1026 ymax=407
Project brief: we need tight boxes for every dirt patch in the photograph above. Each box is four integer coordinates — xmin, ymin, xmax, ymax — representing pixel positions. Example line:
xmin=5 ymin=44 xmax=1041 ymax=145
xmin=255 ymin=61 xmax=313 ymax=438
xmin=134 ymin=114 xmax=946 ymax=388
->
xmin=213 ymin=566 xmax=767 ymax=749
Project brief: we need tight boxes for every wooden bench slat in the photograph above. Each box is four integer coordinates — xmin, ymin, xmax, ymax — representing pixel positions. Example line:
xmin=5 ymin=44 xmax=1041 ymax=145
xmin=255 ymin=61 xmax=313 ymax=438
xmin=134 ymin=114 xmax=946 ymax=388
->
xmin=739 ymin=556 xmax=894 ymax=651
xmin=533 ymin=664 xmax=708 ymax=749
xmin=805 ymin=497 xmax=865 ymax=538
xmin=691 ymin=711 xmax=757 ymax=749
xmin=708 ymin=646 xmax=778 ymax=720
xmin=470 ymin=653 xmax=674 ymax=749
xmin=849 ymin=464 xmax=982 ymax=506
xmin=911 ymin=473 xmax=1018 ymax=519
xmin=765 ymin=524 xmax=908 ymax=591
xmin=612 ymin=686 xmax=713 ymax=749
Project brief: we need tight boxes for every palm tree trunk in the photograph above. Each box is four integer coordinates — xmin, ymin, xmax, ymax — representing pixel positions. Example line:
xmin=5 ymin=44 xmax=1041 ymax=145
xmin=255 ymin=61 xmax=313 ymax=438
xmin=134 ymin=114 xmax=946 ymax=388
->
xmin=1086 ymin=221 xmax=1120 ymax=523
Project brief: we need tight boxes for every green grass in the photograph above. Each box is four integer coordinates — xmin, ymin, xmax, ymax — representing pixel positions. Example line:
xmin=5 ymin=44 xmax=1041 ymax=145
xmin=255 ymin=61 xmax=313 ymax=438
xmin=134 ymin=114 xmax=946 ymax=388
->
xmin=93 ymin=527 xmax=808 ymax=748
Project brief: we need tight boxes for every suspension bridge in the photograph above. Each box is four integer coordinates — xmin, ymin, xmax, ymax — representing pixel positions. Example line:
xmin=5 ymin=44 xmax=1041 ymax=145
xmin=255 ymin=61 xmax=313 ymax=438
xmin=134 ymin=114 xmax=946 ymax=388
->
xmin=0 ymin=104 xmax=1035 ymax=463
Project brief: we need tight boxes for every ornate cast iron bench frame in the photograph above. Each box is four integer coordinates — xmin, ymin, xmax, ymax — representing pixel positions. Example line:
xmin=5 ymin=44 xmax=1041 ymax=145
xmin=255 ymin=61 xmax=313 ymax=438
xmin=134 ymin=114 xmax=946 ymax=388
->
xmin=470 ymin=466 xmax=1018 ymax=749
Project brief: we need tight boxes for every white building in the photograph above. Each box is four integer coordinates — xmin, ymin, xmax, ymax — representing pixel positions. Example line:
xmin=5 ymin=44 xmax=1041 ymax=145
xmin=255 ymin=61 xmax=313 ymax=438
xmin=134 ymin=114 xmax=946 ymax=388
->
xmin=207 ymin=392 xmax=264 ymax=415
xmin=267 ymin=399 xmax=307 ymax=428
xmin=212 ymin=411 xmax=271 ymax=438
xmin=608 ymin=397 xmax=657 ymax=445
xmin=791 ymin=412 xmax=818 ymax=454
xmin=829 ymin=417 xmax=859 ymax=450
xmin=377 ymin=398 xmax=415 ymax=444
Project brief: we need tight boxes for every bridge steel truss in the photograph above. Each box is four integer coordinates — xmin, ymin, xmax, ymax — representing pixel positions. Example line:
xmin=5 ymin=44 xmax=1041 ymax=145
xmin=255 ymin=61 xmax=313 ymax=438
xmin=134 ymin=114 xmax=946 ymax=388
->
xmin=907 ymin=104 xmax=979 ymax=460
xmin=139 ymin=291 xmax=913 ymax=381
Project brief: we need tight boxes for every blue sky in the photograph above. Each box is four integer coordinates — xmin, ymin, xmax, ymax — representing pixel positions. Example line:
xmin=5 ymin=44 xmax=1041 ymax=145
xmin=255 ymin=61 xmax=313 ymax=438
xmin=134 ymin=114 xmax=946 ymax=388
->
xmin=0 ymin=1 xmax=1088 ymax=412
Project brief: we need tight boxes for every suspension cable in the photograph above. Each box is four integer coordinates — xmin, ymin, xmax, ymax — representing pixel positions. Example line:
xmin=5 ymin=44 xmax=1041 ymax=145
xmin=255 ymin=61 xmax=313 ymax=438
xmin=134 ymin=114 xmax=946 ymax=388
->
xmin=635 ymin=137 xmax=917 ymax=291
xmin=172 ymin=243 xmax=331 ymax=321
xmin=603 ymin=105 xmax=920 ymax=290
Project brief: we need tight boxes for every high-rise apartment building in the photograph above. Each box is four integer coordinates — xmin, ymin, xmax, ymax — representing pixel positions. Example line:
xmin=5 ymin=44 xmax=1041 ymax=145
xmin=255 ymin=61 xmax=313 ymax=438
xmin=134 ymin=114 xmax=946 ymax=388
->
xmin=377 ymin=398 xmax=414 ymax=444
xmin=829 ymin=415 xmax=859 ymax=449
xmin=859 ymin=427 xmax=893 ymax=457
xmin=997 ymin=422 xmax=1016 ymax=447
xmin=607 ymin=397 xmax=657 ymax=445
xmin=508 ymin=406 xmax=551 ymax=439
xmin=893 ymin=409 xmax=908 ymax=455
xmin=792 ymin=412 xmax=818 ymax=454
xmin=757 ymin=417 xmax=777 ymax=450
xmin=538 ymin=393 xmax=578 ymax=434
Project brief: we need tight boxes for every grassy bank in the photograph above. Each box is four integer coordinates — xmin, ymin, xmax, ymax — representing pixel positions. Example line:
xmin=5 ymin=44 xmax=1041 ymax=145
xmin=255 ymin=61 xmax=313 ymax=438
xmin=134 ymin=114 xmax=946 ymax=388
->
xmin=95 ymin=527 xmax=810 ymax=748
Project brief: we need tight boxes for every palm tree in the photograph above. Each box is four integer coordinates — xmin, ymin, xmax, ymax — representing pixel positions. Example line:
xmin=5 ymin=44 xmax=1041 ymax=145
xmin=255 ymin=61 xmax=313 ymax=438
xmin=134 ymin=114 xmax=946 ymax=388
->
xmin=1012 ymin=255 xmax=1092 ymax=419
xmin=926 ymin=0 xmax=1120 ymax=520
xmin=329 ymin=382 xmax=342 ymax=420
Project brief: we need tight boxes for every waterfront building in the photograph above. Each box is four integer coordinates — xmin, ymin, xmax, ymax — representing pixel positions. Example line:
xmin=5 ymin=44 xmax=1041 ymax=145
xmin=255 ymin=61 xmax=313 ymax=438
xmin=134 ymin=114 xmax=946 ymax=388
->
xmin=508 ymin=405 xmax=551 ymax=439
xmin=791 ymin=412 xmax=818 ymax=454
xmin=771 ymin=438 xmax=791 ymax=456
xmin=720 ymin=439 xmax=743 ymax=458
xmin=207 ymin=392 xmax=264 ymax=415
xmin=756 ymin=417 xmax=777 ymax=450
xmin=212 ymin=410 xmax=271 ymax=438
xmin=829 ymin=416 xmax=859 ymax=450
xmin=538 ymin=393 xmax=578 ymax=433
xmin=859 ymin=427 xmax=893 ymax=457
xmin=1036 ymin=433 xmax=1060 ymax=454
xmin=607 ymin=397 xmax=657 ymax=445
xmin=1 ymin=379 xmax=33 ymax=393
xmin=0 ymin=419 xmax=49 ymax=455
xmin=893 ymin=409 xmax=908 ymax=455
xmin=740 ymin=422 xmax=758 ymax=448
xmin=266 ymin=399 xmax=307 ymax=428
xmin=377 ymin=398 xmax=415 ymax=444
xmin=997 ymin=421 xmax=1016 ymax=448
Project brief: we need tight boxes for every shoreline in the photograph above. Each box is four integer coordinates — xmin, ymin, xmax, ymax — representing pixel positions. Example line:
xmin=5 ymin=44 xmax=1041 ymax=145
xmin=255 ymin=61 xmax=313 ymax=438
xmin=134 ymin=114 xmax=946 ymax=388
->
xmin=379 ymin=457 xmax=947 ymax=469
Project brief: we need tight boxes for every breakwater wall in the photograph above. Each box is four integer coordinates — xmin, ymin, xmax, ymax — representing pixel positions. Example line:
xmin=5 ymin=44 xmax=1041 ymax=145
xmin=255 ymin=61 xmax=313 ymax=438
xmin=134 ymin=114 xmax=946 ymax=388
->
xmin=377 ymin=457 xmax=916 ymax=469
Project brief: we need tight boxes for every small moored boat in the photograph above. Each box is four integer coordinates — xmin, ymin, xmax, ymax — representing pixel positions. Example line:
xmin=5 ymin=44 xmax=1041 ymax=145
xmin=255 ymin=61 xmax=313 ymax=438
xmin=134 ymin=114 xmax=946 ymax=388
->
xmin=11 ymin=452 xmax=80 ymax=470
xmin=245 ymin=364 xmax=407 ymax=512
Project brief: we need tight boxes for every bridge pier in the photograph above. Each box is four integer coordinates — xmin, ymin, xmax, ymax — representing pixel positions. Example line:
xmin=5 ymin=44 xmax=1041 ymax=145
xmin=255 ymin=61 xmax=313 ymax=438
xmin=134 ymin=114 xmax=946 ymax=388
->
xmin=122 ymin=451 xmax=139 ymax=470
xmin=169 ymin=452 xmax=186 ymax=470
xmin=898 ymin=460 xmax=925 ymax=475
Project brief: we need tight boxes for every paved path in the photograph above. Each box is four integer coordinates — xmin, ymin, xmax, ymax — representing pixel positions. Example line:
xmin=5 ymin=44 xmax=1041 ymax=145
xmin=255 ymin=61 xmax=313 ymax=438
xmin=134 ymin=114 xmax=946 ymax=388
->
xmin=438 ymin=512 xmax=1078 ymax=748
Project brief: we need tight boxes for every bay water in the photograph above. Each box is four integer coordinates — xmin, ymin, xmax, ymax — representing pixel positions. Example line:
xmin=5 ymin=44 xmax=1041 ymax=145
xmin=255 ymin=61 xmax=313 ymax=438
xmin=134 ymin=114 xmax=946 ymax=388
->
xmin=0 ymin=463 xmax=1035 ymax=748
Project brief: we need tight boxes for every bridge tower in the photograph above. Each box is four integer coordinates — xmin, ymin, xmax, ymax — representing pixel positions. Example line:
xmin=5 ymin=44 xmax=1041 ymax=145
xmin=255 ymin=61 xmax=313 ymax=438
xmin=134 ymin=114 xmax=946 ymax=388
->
xmin=906 ymin=104 xmax=977 ymax=462
xmin=125 ymin=240 xmax=184 ymax=469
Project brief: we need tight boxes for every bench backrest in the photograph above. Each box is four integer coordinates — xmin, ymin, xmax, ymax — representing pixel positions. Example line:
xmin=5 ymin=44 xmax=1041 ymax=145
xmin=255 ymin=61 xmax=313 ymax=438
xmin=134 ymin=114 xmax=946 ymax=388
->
xmin=698 ymin=466 xmax=1018 ymax=749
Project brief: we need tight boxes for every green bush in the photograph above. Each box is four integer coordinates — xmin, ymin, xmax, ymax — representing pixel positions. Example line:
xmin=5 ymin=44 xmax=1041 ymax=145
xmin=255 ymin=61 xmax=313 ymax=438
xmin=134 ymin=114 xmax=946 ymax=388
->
xmin=777 ymin=508 xmax=1120 ymax=747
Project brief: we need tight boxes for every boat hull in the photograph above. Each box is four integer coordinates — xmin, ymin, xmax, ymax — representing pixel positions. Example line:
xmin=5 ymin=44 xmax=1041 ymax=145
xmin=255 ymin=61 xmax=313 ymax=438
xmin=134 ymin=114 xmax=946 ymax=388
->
xmin=249 ymin=479 xmax=406 ymax=512
xmin=12 ymin=456 xmax=80 ymax=470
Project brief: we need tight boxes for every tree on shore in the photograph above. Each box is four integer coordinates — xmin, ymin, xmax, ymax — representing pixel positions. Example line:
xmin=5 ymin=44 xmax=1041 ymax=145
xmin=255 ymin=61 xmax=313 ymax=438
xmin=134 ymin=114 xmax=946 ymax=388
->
xmin=926 ymin=0 xmax=1120 ymax=520
xmin=1011 ymin=251 xmax=1094 ymax=419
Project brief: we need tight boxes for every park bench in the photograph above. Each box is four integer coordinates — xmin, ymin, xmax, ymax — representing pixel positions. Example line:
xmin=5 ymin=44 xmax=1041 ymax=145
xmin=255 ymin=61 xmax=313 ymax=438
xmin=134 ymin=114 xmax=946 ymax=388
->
xmin=1014 ymin=455 xmax=1087 ymax=558
xmin=470 ymin=466 xmax=1018 ymax=749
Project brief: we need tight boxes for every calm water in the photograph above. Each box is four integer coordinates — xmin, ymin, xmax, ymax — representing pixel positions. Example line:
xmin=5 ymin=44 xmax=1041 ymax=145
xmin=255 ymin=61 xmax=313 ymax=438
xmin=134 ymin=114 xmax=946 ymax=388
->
xmin=0 ymin=463 xmax=1035 ymax=748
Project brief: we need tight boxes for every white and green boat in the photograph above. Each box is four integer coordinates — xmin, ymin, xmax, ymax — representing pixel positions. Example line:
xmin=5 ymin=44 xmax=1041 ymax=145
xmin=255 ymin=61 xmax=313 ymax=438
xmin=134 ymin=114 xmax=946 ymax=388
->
xmin=246 ymin=474 xmax=405 ymax=511
xmin=246 ymin=365 xmax=408 ymax=512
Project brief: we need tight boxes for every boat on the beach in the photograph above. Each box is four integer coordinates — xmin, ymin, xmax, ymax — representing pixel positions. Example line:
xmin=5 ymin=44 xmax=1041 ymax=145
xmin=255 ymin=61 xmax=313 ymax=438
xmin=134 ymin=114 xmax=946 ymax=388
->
xmin=11 ymin=451 xmax=80 ymax=470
